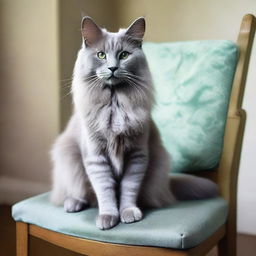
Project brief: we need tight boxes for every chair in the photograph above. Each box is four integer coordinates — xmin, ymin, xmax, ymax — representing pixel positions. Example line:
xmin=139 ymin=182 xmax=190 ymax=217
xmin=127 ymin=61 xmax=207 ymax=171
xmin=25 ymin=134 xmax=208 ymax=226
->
xmin=13 ymin=14 xmax=255 ymax=256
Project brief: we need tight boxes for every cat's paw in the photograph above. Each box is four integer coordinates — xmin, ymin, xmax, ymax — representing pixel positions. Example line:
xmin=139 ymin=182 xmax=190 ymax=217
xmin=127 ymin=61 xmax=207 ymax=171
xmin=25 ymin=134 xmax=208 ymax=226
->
xmin=120 ymin=207 xmax=143 ymax=223
xmin=64 ymin=197 xmax=88 ymax=213
xmin=96 ymin=214 xmax=119 ymax=230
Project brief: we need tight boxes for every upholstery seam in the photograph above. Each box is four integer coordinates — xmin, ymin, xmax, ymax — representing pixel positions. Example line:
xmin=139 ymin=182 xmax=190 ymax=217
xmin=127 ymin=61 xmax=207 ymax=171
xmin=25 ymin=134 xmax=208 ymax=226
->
xmin=180 ymin=233 xmax=184 ymax=249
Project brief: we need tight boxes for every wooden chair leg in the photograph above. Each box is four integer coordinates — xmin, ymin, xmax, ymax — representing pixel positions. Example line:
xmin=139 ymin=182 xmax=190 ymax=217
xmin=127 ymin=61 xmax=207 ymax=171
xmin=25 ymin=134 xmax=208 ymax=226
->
xmin=217 ymin=227 xmax=236 ymax=256
xmin=17 ymin=222 xmax=29 ymax=256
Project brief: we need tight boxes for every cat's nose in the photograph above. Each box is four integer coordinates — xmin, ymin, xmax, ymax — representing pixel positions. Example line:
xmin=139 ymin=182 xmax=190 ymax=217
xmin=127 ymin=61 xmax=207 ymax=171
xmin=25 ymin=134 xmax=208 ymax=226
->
xmin=108 ymin=67 xmax=118 ymax=73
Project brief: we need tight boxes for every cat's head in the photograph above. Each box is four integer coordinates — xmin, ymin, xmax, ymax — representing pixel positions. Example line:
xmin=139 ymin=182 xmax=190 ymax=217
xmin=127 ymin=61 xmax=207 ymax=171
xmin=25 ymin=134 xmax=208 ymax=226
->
xmin=79 ymin=17 xmax=148 ymax=88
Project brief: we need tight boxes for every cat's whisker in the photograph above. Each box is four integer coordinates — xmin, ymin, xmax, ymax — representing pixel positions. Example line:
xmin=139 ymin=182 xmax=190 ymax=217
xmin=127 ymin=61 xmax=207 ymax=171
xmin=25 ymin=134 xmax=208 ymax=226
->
xmin=85 ymin=76 xmax=100 ymax=86
xmin=98 ymin=72 xmax=110 ymax=75
xmin=61 ymin=89 xmax=72 ymax=99
xmin=84 ymin=74 xmax=98 ymax=81
xmin=122 ymin=72 xmax=147 ymax=83
xmin=119 ymin=74 xmax=149 ymax=93
xmin=98 ymin=73 xmax=112 ymax=79
xmin=60 ymin=77 xmax=73 ymax=82
xmin=123 ymin=75 xmax=148 ymax=94
xmin=120 ymin=71 xmax=145 ymax=81
xmin=87 ymin=77 xmax=102 ymax=94
xmin=124 ymin=77 xmax=146 ymax=101
xmin=124 ymin=75 xmax=150 ymax=91
xmin=61 ymin=82 xmax=72 ymax=89
xmin=88 ymin=80 xmax=100 ymax=90
xmin=87 ymin=76 xmax=99 ymax=82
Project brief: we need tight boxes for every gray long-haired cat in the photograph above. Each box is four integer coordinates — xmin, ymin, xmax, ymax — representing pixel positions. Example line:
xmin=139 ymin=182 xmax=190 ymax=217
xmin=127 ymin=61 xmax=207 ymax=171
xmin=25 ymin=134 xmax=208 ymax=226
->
xmin=50 ymin=17 xmax=218 ymax=230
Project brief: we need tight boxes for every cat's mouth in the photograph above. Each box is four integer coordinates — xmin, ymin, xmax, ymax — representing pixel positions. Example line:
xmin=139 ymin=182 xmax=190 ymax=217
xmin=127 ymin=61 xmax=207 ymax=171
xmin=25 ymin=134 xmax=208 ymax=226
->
xmin=108 ymin=74 xmax=117 ymax=79
xmin=103 ymin=77 xmax=128 ymax=89
xmin=97 ymin=72 xmax=124 ymax=87
xmin=105 ymin=75 xmax=120 ymax=85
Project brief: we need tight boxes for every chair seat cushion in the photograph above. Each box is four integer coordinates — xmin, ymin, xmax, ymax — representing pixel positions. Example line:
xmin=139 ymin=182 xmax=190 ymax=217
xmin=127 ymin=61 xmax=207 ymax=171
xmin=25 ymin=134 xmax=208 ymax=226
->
xmin=12 ymin=193 xmax=228 ymax=249
xmin=143 ymin=40 xmax=238 ymax=172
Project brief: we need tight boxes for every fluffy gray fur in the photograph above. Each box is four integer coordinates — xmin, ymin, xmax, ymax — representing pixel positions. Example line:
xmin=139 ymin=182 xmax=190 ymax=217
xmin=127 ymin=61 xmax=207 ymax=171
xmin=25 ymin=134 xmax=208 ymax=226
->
xmin=50 ymin=17 xmax=218 ymax=230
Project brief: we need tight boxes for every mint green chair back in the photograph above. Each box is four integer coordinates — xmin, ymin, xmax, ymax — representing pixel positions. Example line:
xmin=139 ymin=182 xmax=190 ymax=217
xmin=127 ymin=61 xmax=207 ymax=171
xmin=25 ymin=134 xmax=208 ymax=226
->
xmin=143 ymin=41 xmax=238 ymax=173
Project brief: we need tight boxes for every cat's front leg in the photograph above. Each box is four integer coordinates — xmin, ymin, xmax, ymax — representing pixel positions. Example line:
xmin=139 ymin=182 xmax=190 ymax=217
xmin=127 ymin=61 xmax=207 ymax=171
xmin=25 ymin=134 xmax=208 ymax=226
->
xmin=84 ymin=154 xmax=119 ymax=230
xmin=120 ymin=149 xmax=148 ymax=223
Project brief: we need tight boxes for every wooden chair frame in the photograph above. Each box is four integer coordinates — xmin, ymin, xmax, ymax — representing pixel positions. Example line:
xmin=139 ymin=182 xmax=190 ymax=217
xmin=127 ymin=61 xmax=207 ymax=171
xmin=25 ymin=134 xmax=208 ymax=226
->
xmin=16 ymin=14 xmax=256 ymax=256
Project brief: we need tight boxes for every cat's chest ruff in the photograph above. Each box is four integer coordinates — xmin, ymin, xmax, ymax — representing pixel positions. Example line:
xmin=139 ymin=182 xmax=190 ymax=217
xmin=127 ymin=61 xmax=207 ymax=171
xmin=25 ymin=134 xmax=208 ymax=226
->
xmin=100 ymin=90 xmax=128 ymax=134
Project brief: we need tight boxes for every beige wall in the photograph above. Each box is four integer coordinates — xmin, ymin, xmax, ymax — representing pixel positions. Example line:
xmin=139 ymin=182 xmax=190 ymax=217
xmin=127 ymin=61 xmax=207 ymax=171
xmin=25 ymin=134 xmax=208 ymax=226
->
xmin=118 ymin=0 xmax=255 ymax=41
xmin=0 ymin=0 xmax=59 ymax=184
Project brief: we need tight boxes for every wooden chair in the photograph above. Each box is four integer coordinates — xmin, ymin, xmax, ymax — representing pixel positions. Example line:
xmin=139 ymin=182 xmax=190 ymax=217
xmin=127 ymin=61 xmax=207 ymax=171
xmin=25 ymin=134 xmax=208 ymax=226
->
xmin=16 ymin=14 xmax=256 ymax=256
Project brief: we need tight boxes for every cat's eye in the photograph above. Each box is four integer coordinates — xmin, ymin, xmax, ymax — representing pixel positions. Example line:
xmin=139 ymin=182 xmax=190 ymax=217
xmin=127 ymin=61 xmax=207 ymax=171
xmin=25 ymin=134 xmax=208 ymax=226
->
xmin=97 ymin=51 xmax=106 ymax=59
xmin=119 ymin=51 xmax=130 ymax=60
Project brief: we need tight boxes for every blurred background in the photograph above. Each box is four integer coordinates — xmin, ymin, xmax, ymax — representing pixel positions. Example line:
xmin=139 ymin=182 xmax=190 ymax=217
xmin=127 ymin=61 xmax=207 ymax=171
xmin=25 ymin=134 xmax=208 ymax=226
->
xmin=0 ymin=0 xmax=255 ymax=254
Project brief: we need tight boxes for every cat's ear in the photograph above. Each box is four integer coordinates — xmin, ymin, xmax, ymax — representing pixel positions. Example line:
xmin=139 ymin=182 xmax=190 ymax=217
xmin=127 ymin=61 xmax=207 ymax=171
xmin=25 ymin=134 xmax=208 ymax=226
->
xmin=81 ymin=16 xmax=102 ymax=46
xmin=126 ymin=17 xmax=145 ymax=40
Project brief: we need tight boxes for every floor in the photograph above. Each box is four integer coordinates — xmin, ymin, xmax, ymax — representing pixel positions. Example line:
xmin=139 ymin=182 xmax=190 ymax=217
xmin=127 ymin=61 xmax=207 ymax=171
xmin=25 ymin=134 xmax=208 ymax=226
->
xmin=1 ymin=205 xmax=256 ymax=256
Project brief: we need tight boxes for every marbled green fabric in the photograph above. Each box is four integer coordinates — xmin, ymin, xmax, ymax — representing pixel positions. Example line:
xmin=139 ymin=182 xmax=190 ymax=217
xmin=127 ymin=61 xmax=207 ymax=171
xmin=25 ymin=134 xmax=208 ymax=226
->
xmin=12 ymin=192 xmax=228 ymax=249
xmin=143 ymin=41 xmax=238 ymax=172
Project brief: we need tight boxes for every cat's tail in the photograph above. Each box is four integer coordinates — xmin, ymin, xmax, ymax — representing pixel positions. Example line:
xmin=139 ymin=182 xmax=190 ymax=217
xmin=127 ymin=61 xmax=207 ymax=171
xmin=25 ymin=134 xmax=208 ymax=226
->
xmin=170 ymin=174 xmax=219 ymax=200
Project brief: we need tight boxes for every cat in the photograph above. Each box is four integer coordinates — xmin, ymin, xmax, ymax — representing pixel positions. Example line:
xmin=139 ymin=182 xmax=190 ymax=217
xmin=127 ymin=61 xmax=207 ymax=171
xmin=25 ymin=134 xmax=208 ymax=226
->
xmin=50 ymin=16 xmax=218 ymax=230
